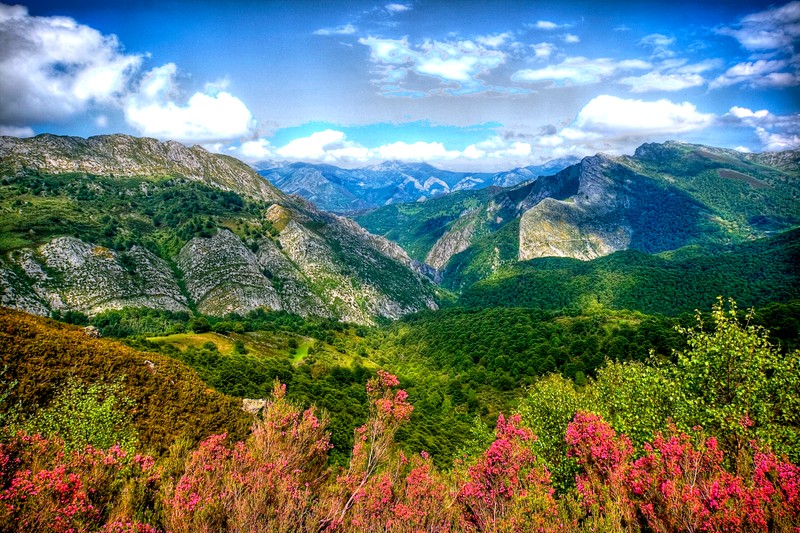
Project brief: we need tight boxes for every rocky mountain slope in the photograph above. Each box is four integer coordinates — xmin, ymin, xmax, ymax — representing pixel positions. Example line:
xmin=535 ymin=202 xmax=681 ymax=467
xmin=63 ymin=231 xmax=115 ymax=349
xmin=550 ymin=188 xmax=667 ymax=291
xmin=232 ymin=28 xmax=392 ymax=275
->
xmin=356 ymin=141 xmax=800 ymax=289
xmin=0 ymin=134 xmax=437 ymax=324
xmin=257 ymin=157 xmax=579 ymax=214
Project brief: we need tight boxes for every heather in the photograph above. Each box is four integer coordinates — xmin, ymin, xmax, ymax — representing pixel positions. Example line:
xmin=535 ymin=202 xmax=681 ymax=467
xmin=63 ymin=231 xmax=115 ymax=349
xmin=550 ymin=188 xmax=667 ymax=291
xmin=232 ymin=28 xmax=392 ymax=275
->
xmin=0 ymin=300 xmax=798 ymax=531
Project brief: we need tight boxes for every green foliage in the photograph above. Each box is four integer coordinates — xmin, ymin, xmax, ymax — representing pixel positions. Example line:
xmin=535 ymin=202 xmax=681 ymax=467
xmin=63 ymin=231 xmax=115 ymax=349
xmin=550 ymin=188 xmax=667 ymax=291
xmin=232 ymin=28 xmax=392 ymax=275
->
xmin=674 ymin=298 xmax=800 ymax=460
xmin=18 ymin=378 xmax=138 ymax=453
xmin=0 ymin=172 xmax=263 ymax=255
xmin=517 ymin=374 xmax=584 ymax=491
xmin=460 ymin=229 xmax=800 ymax=316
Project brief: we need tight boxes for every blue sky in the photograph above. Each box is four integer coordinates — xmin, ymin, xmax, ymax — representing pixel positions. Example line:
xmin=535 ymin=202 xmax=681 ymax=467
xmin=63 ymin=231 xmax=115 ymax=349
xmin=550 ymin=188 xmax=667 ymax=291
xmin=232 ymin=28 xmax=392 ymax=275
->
xmin=0 ymin=0 xmax=798 ymax=170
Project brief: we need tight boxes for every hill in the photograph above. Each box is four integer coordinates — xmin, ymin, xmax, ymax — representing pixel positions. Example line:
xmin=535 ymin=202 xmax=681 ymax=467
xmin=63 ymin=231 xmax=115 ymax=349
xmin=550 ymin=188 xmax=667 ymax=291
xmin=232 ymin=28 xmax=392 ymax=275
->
xmin=458 ymin=228 xmax=800 ymax=315
xmin=0 ymin=134 xmax=438 ymax=325
xmin=0 ymin=306 xmax=251 ymax=453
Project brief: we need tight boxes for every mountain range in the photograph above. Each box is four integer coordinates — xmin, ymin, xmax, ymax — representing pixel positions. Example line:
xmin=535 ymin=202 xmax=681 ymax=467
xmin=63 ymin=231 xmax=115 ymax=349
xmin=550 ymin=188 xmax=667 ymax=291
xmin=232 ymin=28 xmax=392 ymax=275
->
xmin=256 ymin=157 xmax=580 ymax=214
xmin=1 ymin=134 xmax=798 ymax=324
xmin=356 ymin=141 xmax=800 ymax=289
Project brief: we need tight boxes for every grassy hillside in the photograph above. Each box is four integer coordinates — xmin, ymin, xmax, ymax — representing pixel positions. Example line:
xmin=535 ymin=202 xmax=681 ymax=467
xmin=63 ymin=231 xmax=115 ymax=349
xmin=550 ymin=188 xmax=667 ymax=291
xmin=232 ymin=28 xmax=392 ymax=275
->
xmin=0 ymin=307 xmax=250 ymax=454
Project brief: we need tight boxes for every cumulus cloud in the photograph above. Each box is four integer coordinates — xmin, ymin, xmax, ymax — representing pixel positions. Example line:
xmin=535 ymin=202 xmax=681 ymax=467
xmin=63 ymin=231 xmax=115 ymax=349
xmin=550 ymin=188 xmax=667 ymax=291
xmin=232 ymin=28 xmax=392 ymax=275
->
xmin=534 ymin=20 xmax=566 ymax=30
xmin=124 ymin=63 xmax=256 ymax=143
xmin=722 ymin=105 xmax=800 ymax=151
xmin=385 ymin=3 xmax=412 ymax=14
xmin=619 ymin=71 xmax=705 ymax=92
xmin=475 ymin=32 xmax=513 ymax=48
xmin=568 ymin=95 xmax=713 ymax=136
xmin=511 ymin=57 xmax=650 ymax=86
xmin=531 ymin=42 xmax=556 ymax=59
xmin=619 ymin=59 xmax=721 ymax=92
xmin=563 ymin=33 xmax=580 ymax=44
xmin=755 ymin=128 xmax=800 ymax=151
xmin=358 ymin=36 xmax=506 ymax=95
xmin=713 ymin=2 xmax=800 ymax=88
xmin=313 ymin=24 xmax=357 ymax=36
xmin=710 ymin=59 xmax=799 ymax=88
xmin=0 ymin=3 xmax=142 ymax=128
xmin=529 ymin=95 xmax=714 ymax=157
xmin=717 ymin=1 xmax=800 ymax=52
xmin=231 ymin=129 xmax=538 ymax=170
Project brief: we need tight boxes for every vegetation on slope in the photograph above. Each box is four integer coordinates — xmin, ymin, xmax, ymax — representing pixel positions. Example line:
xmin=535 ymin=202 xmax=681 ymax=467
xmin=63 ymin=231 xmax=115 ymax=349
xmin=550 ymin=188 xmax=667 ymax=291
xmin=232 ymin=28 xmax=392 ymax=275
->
xmin=0 ymin=307 xmax=250 ymax=453
xmin=459 ymin=228 xmax=800 ymax=315
xmin=1 ymin=300 xmax=798 ymax=532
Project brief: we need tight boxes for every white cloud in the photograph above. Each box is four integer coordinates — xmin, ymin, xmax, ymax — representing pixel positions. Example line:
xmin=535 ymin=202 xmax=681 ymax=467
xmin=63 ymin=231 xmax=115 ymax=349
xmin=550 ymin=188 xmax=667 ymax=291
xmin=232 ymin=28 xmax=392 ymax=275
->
xmin=313 ymin=24 xmax=357 ymax=36
xmin=529 ymin=95 xmax=715 ymax=157
xmin=0 ymin=124 xmax=34 ymax=137
xmin=717 ymin=1 xmax=800 ymax=52
xmin=639 ymin=33 xmax=676 ymax=58
xmin=563 ymin=33 xmax=580 ymax=44
xmin=238 ymin=138 xmax=275 ymax=160
xmin=723 ymin=105 xmax=800 ymax=151
xmin=462 ymin=136 xmax=531 ymax=159
xmin=232 ymin=130 xmax=536 ymax=170
xmin=564 ymin=95 xmax=714 ymax=138
xmin=710 ymin=59 xmax=798 ymax=88
xmin=511 ymin=57 xmax=650 ymax=86
xmin=534 ymin=20 xmax=564 ymax=30
xmin=124 ymin=63 xmax=256 ymax=143
xmin=385 ymin=3 xmax=412 ymax=14
xmin=359 ymin=36 xmax=506 ymax=95
xmin=619 ymin=70 xmax=705 ymax=92
xmin=755 ymin=128 xmax=800 ymax=151
xmin=531 ymin=42 xmax=556 ymax=59
xmin=0 ymin=4 xmax=142 ymax=127
xmin=475 ymin=32 xmax=513 ymax=48
xmin=275 ymin=130 xmax=369 ymax=162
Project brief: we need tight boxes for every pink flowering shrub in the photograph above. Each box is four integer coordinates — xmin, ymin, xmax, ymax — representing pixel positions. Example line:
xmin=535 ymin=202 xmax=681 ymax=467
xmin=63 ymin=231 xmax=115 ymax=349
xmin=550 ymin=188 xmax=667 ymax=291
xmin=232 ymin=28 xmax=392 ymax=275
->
xmin=0 ymin=431 xmax=156 ymax=533
xmin=566 ymin=412 xmax=800 ymax=533
xmin=337 ymin=451 xmax=455 ymax=532
xmin=321 ymin=370 xmax=418 ymax=530
xmin=458 ymin=413 xmax=561 ymax=532
xmin=162 ymin=381 xmax=331 ymax=533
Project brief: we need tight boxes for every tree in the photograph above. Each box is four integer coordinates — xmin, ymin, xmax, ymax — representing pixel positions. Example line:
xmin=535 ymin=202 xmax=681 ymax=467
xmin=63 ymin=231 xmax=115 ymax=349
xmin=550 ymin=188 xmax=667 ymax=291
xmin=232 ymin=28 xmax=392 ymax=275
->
xmin=674 ymin=298 xmax=800 ymax=462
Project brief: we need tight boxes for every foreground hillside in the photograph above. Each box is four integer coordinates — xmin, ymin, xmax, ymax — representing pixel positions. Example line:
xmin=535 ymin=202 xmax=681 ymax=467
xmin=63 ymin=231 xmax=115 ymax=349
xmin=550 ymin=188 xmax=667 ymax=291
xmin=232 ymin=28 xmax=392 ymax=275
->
xmin=0 ymin=301 xmax=798 ymax=532
xmin=0 ymin=134 xmax=437 ymax=324
xmin=357 ymin=141 xmax=800 ymax=288
xmin=0 ymin=306 xmax=250 ymax=452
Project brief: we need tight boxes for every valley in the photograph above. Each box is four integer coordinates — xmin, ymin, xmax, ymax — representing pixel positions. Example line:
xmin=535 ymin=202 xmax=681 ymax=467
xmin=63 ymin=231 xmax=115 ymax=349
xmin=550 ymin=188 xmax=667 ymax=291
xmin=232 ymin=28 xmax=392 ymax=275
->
xmin=0 ymin=134 xmax=798 ymax=531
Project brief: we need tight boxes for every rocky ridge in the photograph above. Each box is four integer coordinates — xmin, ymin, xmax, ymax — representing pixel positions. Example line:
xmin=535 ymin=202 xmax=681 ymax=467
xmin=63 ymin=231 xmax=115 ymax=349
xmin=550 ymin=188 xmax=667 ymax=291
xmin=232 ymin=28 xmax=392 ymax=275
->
xmin=0 ymin=134 xmax=438 ymax=324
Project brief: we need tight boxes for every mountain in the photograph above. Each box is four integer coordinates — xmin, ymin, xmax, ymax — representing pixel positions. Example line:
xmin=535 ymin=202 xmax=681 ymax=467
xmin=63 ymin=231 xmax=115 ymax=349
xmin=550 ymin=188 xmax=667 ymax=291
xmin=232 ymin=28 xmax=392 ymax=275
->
xmin=257 ymin=157 xmax=578 ymax=214
xmin=355 ymin=141 xmax=800 ymax=289
xmin=0 ymin=134 xmax=438 ymax=324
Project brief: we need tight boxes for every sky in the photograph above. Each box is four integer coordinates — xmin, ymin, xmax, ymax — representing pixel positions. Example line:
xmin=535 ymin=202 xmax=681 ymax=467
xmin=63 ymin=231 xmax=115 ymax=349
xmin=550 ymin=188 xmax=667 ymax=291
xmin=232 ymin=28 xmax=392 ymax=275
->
xmin=0 ymin=0 xmax=798 ymax=171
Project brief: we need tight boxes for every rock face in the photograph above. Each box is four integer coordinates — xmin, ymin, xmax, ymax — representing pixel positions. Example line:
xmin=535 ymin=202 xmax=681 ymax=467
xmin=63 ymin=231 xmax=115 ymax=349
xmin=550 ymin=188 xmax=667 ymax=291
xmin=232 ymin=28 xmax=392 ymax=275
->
xmin=4 ymin=239 xmax=189 ymax=314
xmin=426 ymin=216 xmax=477 ymax=270
xmin=0 ymin=134 xmax=438 ymax=325
xmin=518 ymin=155 xmax=634 ymax=261
xmin=176 ymin=230 xmax=282 ymax=316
